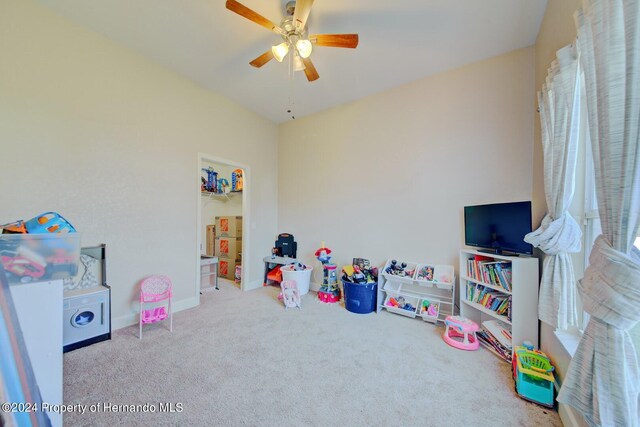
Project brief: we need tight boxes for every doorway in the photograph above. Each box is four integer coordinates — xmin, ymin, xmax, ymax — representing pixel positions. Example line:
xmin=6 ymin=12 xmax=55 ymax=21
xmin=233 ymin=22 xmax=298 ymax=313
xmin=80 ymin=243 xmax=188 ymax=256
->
xmin=196 ymin=153 xmax=250 ymax=300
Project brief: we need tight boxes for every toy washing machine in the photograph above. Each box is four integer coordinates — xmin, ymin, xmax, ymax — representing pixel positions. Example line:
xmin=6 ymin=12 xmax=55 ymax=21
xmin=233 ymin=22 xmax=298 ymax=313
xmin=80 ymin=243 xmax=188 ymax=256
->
xmin=63 ymin=285 xmax=110 ymax=352
xmin=63 ymin=244 xmax=111 ymax=352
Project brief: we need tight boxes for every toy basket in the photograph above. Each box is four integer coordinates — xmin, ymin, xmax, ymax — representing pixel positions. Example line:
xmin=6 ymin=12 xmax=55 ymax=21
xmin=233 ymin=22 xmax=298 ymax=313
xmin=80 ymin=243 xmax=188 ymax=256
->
xmin=419 ymin=299 xmax=441 ymax=323
xmin=383 ymin=294 xmax=418 ymax=318
xmin=381 ymin=259 xmax=417 ymax=284
xmin=519 ymin=352 xmax=555 ymax=374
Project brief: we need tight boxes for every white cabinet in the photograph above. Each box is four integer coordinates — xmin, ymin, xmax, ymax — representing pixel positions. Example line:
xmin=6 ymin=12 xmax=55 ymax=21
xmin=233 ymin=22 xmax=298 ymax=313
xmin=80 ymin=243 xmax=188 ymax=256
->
xmin=459 ymin=248 xmax=539 ymax=351
xmin=11 ymin=279 xmax=63 ymax=427
xmin=376 ymin=259 xmax=455 ymax=323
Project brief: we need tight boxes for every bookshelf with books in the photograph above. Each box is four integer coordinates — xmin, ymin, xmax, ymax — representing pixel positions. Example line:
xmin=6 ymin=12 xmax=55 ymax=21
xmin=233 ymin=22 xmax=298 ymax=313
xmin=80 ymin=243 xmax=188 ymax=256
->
xmin=459 ymin=248 xmax=539 ymax=361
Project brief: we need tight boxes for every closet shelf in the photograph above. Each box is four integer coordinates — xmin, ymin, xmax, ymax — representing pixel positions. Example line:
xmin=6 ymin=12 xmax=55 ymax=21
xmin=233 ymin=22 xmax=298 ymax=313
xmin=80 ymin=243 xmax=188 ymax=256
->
xmin=201 ymin=191 xmax=241 ymax=202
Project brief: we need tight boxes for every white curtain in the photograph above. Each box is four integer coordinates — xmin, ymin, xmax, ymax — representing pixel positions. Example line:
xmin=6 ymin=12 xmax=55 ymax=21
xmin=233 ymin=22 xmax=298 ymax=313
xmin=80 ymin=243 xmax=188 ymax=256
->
xmin=524 ymin=44 xmax=582 ymax=330
xmin=557 ymin=1 xmax=640 ymax=426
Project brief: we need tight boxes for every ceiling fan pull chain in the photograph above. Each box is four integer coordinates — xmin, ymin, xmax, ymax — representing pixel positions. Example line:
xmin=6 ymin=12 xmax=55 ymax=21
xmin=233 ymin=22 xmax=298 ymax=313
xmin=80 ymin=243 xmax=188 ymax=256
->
xmin=288 ymin=49 xmax=296 ymax=120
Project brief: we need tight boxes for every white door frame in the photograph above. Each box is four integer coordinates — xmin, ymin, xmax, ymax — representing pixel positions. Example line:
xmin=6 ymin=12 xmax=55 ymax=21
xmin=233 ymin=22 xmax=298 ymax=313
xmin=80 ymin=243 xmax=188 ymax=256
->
xmin=196 ymin=153 xmax=251 ymax=301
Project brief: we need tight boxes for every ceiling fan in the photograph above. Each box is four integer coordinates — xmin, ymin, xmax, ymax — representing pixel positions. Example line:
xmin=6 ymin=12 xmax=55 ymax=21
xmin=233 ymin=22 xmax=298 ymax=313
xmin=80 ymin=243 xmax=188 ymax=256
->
xmin=225 ymin=0 xmax=359 ymax=82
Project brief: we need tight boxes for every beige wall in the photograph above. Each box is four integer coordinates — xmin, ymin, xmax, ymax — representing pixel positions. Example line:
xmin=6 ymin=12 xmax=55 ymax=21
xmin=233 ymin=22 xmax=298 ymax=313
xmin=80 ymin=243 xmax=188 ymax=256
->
xmin=0 ymin=0 xmax=278 ymax=328
xmin=279 ymin=47 xmax=535 ymax=276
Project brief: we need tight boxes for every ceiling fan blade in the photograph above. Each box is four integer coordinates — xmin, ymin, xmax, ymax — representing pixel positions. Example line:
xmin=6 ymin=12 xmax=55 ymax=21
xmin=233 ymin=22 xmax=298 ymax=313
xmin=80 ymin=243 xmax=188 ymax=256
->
xmin=309 ymin=34 xmax=359 ymax=48
xmin=301 ymin=57 xmax=319 ymax=82
xmin=293 ymin=0 xmax=314 ymax=31
xmin=249 ymin=50 xmax=274 ymax=68
xmin=225 ymin=0 xmax=284 ymax=35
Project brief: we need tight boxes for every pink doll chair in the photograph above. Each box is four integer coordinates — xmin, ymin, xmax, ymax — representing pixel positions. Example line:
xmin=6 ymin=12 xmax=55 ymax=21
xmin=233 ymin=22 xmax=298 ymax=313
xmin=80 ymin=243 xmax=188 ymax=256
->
xmin=139 ymin=275 xmax=173 ymax=339
xmin=280 ymin=280 xmax=301 ymax=310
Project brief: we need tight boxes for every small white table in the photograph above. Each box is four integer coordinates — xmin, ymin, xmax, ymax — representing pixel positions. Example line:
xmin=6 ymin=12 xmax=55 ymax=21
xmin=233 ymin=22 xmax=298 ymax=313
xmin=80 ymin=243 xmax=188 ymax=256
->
xmin=200 ymin=255 xmax=219 ymax=291
xmin=262 ymin=255 xmax=298 ymax=286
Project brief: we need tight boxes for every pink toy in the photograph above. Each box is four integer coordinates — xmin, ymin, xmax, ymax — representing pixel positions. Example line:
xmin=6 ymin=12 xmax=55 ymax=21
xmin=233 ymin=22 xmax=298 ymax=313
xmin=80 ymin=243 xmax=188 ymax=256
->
xmin=139 ymin=275 xmax=173 ymax=339
xmin=427 ymin=304 xmax=438 ymax=317
xmin=442 ymin=315 xmax=479 ymax=351
xmin=280 ymin=280 xmax=301 ymax=310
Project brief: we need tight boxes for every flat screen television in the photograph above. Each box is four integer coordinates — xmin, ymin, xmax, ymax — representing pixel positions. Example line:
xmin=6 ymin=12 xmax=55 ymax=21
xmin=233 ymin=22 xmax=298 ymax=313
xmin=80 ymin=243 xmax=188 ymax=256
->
xmin=464 ymin=201 xmax=533 ymax=255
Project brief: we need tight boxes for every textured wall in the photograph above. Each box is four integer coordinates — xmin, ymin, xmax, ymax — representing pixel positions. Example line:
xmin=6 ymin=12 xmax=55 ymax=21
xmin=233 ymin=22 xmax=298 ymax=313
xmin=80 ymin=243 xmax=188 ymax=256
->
xmin=0 ymin=0 xmax=278 ymax=328
xmin=279 ymin=48 xmax=535 ymax=278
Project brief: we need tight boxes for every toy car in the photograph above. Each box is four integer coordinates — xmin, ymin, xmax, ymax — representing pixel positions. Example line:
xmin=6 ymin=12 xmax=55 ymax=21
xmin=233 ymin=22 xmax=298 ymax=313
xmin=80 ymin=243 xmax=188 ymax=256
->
xmin=0 ymin=252 xmax=46 ymax=283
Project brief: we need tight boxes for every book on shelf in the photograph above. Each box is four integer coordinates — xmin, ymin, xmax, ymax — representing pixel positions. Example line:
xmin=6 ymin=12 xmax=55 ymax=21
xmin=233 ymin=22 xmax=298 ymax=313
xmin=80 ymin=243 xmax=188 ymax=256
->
xmin=465 ymin=282 xmax=511 ymax=317
xmin=477 ymin=319 xmax=513 ymax=363
xmin=466 ymin=259 xmax=512 ymax=292
xmin=482 ymin=320 xmax=512 ymax=350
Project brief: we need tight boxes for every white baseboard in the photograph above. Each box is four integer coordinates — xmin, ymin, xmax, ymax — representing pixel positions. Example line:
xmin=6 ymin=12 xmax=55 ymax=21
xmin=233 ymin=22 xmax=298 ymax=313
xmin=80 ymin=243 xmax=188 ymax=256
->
xmin=559 ymin=402 xmax=587 ymax=427
xmin=111 ymin=296 xmax=199 ymax=330
xmin=244 ymin=279 xmax=263 ymax=291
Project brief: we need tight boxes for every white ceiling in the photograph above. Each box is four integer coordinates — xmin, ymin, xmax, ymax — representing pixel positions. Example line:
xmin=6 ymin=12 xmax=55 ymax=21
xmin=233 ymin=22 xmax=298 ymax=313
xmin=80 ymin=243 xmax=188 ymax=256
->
xmin=36 ymin=0 xmax=547 ymax=123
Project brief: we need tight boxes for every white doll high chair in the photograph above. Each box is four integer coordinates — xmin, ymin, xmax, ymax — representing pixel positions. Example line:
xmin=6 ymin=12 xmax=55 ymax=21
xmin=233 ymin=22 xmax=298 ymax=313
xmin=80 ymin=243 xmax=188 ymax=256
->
xmin=139 ymin=275 xmax=173 ymax=339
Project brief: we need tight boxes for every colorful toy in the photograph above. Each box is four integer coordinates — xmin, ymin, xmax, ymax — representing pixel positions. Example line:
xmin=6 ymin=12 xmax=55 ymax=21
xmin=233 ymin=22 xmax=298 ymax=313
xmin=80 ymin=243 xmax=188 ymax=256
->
xmin=46 ymin=249 xmax=79 ymax=277
xmin=0 ymin=220 xmax=27 ymax=234
xmin=267 ymin=266 xmax=283 ymax=283
xmin=315 ymin=243 xmax=340 ymax=303
xmin=443 ymin=315 xmax=480 ymax=351
xmin=0 ymin=249 xmax=46 ymax=283
xmin=417 ymin=265 xmax=434 ymax=281
xmin=421 ymin=300 xmax=439 ymax=317
xmin=385 ymin=260 xmax=414 ymax=278
xmin=512 ymin=345 xmax=555 ymax=407
xmin=386 ymin=297 xmax=400 ymax=307
xmin=386 ymin=296 xmax=415 ymax=312
xmin=217 ymin=178 xmax=230 ymax=194
xmin=25 ymin=212 xmax=76 ymax=234
xmin=280 ymin=280 xmax=301 ymax=310
xmin=291 ymin=262 xmax=307 ymax=271
xmin=232 ymin=169 xmax=243 ymax=192
xmin=201 ymin=167 xmax=218 ymax=193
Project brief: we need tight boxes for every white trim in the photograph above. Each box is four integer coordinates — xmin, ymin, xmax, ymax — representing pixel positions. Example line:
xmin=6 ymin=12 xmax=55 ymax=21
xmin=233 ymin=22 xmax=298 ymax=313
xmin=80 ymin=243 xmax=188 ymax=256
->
xmin=244 ymin=279 xmax=263 ymax=291
xmin=559 ymin=402 xmax=588 ymax=427
xmin=112 ymin=296 xmax=199 ymax=330
xmin=554 ymin=328 xmax=582 ymax=357
xmin=196 ymin=153 xmax=251 ymax=301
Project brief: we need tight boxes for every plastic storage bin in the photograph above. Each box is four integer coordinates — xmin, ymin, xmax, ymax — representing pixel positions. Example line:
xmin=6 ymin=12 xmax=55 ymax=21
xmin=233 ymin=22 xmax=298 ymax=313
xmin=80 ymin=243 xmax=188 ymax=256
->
xmin=343 ymin=281 xmax=377 ymax=314
xmin=0 ymin=233 xmax=80 ymax=284
xmin=280 ymin=264 xmax=313 ymax=295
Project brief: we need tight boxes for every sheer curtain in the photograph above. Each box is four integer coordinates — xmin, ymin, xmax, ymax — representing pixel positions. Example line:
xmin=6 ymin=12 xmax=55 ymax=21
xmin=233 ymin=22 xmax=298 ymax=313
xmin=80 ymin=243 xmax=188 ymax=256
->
xmin=524 ymin=44 xmax=582 ymax=330
xmin=557 ymin=1 xmax=640 ymax=426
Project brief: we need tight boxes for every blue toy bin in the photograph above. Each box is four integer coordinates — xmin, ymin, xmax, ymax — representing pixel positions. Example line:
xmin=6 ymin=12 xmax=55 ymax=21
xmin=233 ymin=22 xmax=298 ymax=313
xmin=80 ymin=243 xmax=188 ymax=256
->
xmin=342 ymin=280 xmax=377 ymax=314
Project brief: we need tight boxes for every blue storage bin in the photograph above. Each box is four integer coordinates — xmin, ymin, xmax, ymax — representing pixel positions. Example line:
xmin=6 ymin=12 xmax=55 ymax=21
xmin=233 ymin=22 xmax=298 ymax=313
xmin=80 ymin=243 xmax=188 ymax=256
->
xmin=343 ymin=281 xmax=377 ymax=314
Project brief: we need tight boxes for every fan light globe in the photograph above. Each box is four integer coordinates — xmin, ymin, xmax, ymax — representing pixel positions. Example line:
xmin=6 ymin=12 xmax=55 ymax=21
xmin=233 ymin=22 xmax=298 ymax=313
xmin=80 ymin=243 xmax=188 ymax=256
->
xmin=272 ymin=42 xmax=289 ymax=62
xmin=296 ymin=39 xmax=313 ymax=58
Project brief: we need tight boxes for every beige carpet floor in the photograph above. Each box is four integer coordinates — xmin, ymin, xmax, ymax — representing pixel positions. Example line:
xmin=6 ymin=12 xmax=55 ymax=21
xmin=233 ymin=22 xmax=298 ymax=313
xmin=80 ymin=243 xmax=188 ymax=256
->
xmin=63 ymin=280 xmax=561 ymax=426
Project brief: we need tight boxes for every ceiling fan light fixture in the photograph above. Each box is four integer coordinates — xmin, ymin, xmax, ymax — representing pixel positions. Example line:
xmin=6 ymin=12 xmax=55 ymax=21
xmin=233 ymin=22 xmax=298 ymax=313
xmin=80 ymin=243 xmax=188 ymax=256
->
xmin=295 ymin=39 xmax=313 ymax=58
xmin=272 ymin=42 xmax=289 ymax=62
xmin=293 ymin=54 xmax=306 ymax=71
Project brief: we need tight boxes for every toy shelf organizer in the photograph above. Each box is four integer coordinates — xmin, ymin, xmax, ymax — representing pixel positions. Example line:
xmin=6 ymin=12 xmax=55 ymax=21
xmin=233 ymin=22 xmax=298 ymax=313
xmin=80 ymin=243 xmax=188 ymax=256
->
xmin=376 ymin=259 xmax=455 ymax=324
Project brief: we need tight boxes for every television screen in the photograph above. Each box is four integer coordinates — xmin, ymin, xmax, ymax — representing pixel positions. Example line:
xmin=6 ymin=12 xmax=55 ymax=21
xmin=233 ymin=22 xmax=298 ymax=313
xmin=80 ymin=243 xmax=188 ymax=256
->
xmin=464 ymin=201 xmax=533 ymax=255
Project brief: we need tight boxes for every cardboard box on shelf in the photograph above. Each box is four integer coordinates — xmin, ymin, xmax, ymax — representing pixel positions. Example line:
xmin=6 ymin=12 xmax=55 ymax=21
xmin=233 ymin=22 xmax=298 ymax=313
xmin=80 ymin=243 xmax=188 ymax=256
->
xmin=215 ymin=216 xmax=242 ymax=237
xmin=205 ymin=225 xmax=216 ymax=256
xmin=218 ymin=258 xmax=241 ymax=280
xmin=215 ymin=236 xmax=242 ymax=260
